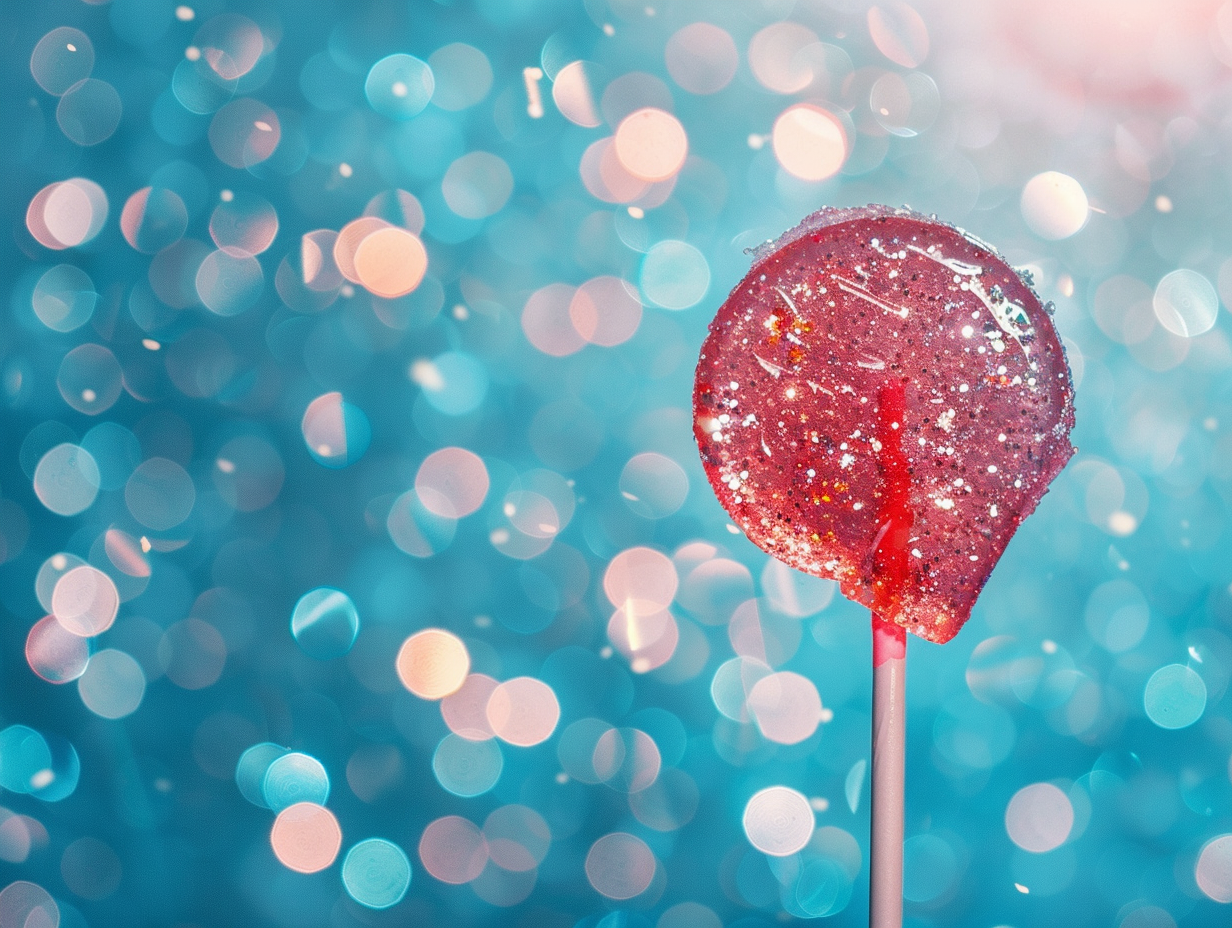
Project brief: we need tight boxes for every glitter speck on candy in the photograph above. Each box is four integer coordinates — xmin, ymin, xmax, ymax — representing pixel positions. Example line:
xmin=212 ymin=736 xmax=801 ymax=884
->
xmin=694 ymin=205 xmax=1075 ymax=643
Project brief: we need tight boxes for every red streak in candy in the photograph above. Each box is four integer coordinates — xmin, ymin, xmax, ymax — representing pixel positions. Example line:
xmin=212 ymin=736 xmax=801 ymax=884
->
xmin=871 ymin=379 xmax=913 ymax=626
xmin=872 ymin=379 xmax=910 ymax=667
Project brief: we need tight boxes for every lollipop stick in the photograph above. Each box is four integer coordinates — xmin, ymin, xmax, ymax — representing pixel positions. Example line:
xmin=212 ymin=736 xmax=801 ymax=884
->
xmin=867 ymin=376 xmax=910 ymax=926
xmin=870 ymin=614 xmax=906 ymax=928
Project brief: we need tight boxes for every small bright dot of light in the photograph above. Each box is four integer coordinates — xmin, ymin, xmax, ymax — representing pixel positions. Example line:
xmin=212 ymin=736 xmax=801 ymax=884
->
xmin=410 ymin=359 xmax=444 ymax=391
xmin=220 ymin=190 xmax=234 ymax=202
xmin=185 ymin=46 xmax=201 ymax=60
xmin=396 ymin=628 xmax=470 ymax=699
xmin=175 ymin=5 xmax=195 ymax=20
xmin=1155 ymin=195 xmax=1173 ymax=212
xmin=339 ymin=163 xmax=353 ymax=177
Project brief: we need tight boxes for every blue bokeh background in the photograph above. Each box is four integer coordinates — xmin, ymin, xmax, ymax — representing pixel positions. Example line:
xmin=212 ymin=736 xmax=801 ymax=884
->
xmin=4 ymin=0 xmax=1232 ymax=926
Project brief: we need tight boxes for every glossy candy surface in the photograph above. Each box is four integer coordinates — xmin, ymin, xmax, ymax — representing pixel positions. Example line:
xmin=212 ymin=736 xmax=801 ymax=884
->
xmin=695 ymin=206 xmax=1075 ymax=643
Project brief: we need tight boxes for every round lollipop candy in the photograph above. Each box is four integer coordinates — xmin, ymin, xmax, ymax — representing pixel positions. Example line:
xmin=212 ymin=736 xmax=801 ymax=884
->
xmin=694 ymin=205 xmax=1075 ymax=926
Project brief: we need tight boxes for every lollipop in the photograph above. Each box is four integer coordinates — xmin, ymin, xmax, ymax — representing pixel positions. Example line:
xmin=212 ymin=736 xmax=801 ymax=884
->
xmin=694 ymin=205 xmax=1075 ymax=926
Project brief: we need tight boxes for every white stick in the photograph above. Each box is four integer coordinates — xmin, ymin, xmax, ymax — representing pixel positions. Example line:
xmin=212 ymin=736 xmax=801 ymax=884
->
xmin=870 ymin=614 xmax=906 ymax=928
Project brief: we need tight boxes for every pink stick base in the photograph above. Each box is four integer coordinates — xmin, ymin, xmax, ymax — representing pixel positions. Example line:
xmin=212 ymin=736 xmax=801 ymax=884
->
xmin=873 ymin=613 xmax=907 ymax=667
xmin=870 ymin=615 xmax=906 ymax=928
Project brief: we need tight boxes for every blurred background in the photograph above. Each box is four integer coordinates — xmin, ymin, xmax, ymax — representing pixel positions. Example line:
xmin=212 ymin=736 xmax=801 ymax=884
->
xmin=4 ymin=0 xmax=1232 ymax=925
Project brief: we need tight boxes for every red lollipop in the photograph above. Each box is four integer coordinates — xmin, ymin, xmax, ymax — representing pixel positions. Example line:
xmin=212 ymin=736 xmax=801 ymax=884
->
xmin=693 ymin=205 xmax=1075 ymax=925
